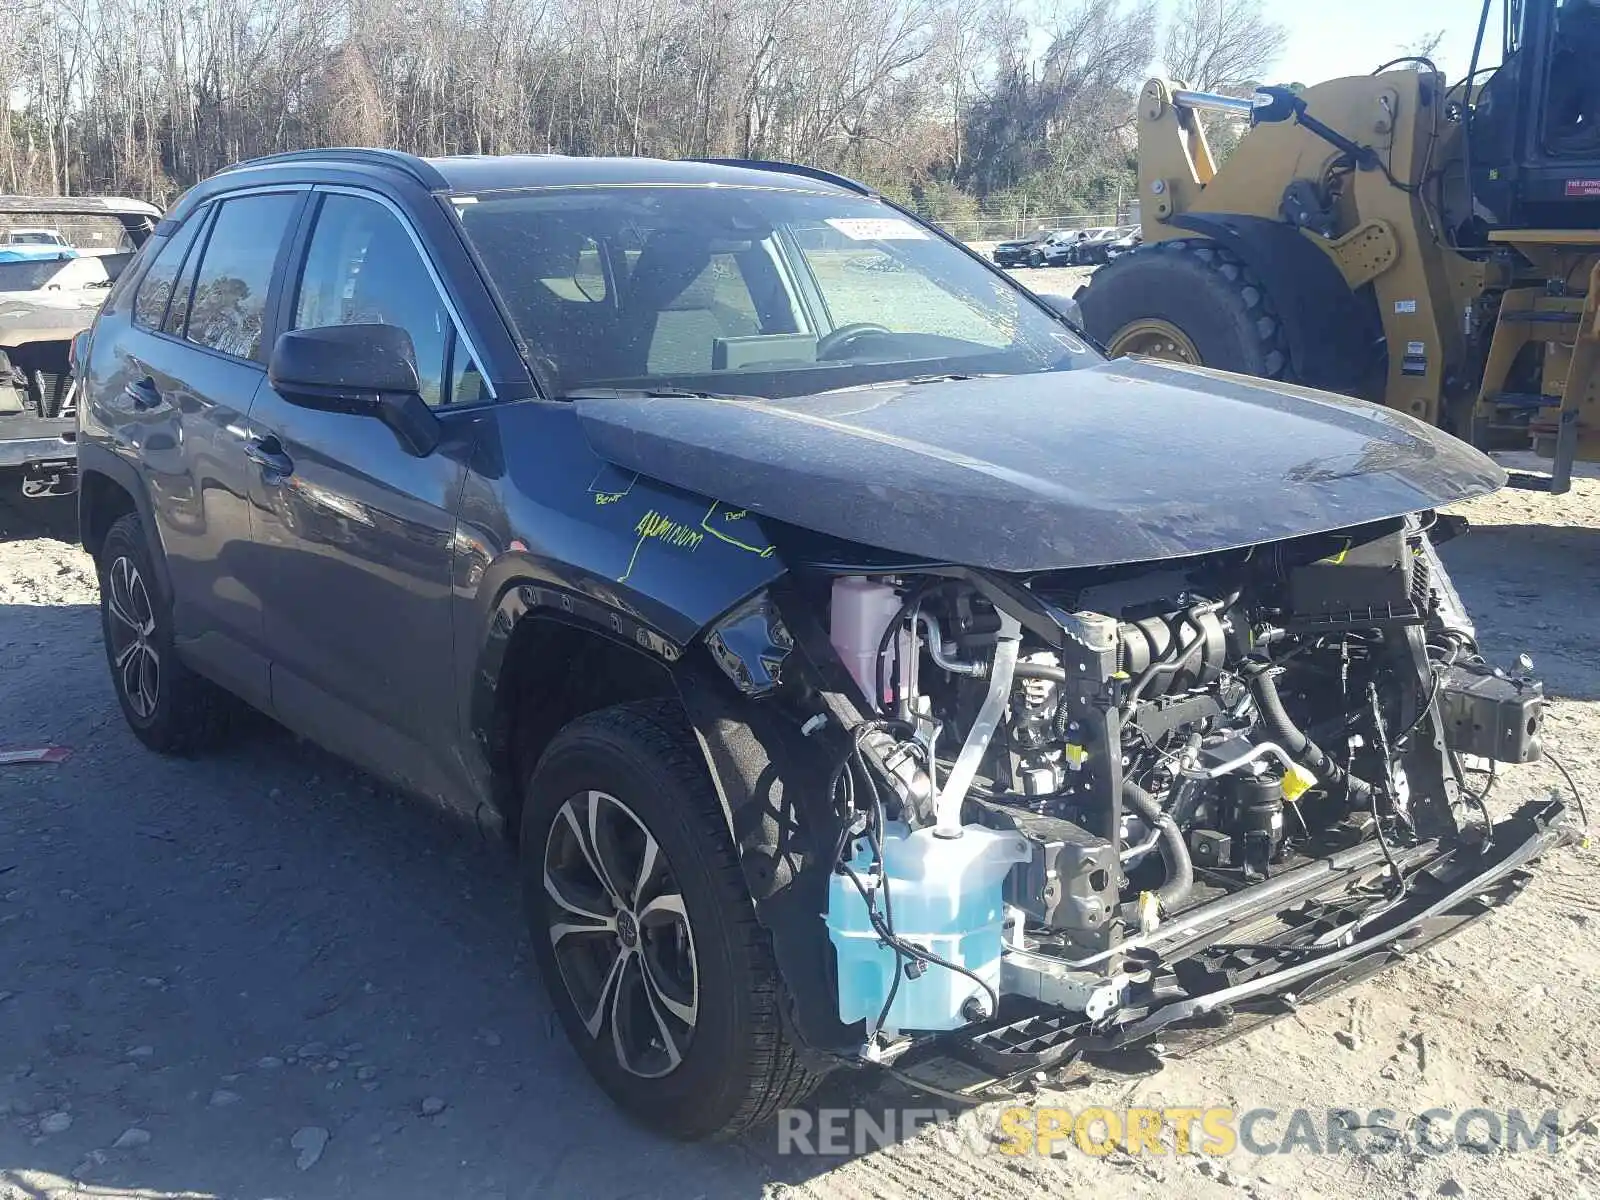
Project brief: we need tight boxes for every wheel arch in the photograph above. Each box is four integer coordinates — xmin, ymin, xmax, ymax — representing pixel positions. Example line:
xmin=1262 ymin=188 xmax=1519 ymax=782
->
xmin=77 ymin=445 xmax=169 ymax=596
xmin=477 ymin=580 xmax=851 ymax=1062
xmin=1165 ymin=213 xmax=1384 ymax=395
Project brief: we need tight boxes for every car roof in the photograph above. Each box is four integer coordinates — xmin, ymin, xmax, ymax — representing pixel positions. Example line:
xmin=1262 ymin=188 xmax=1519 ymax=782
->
xmin=208 ymin=149 xmax=870 ymax=198
xmin=0 ymin=195 xmax=160 ymax=217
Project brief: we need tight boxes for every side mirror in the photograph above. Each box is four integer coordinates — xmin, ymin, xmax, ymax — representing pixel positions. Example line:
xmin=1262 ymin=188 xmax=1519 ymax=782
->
xmin=269 ymin=324 xmax=441 ymax=457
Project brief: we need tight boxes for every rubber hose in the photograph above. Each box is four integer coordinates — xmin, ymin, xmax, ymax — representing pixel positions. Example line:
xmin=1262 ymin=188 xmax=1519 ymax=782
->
xmin=1121 ymin=779 xmax=1194 ymax=911
xmin=1242 ymin=661 xmax=1373 ymax=804
xmin=1013 ymin=661 xmax=1068 ymax=682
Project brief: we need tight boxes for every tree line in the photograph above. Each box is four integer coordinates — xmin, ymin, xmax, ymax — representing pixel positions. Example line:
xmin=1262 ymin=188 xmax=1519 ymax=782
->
xmin=1 ymin=0 xmax=1286 ymax=218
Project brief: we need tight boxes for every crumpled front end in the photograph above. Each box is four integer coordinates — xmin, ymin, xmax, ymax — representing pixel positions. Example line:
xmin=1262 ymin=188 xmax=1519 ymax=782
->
xmin=690 ymin=509 xmax=1580 ymax=1092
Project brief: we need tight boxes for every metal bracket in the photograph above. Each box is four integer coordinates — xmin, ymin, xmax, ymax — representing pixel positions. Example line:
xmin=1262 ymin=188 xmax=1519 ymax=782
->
xmin=1001 ymin=947 xmax=1127 ymax=1021
xmin=1329 ymin=220 xmax=1398 ymax=287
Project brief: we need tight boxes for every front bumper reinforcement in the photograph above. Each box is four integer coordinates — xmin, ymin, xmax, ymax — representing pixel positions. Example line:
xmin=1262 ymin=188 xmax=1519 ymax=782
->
xmin=887 ymin=799 xmax=1579 ymax=1098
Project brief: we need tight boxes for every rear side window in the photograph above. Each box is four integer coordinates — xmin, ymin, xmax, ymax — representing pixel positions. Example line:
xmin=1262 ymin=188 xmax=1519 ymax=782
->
xmin=132 ymin=216 xmax=205 ymax=330
xmin=163 ymin=211 xmax=212 ymax=337
xmin=185 ymin=193 xmax=300 ymax=363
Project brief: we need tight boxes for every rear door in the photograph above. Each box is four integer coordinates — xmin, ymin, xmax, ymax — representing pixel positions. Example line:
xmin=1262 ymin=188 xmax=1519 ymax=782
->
xmin=244 ymin=187 xmax=488 ymax=804
xmin=91 ymin=189 xmax=304 ymax=709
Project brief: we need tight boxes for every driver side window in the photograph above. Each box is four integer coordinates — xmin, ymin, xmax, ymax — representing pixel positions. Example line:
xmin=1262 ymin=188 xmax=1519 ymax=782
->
xmin=293 ymin=193 xmax=469 ymax=407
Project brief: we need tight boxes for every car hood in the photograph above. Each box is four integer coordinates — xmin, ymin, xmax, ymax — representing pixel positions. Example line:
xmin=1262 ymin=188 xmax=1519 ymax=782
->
xmin=573 ymin=358 xmax=1506 ymax=572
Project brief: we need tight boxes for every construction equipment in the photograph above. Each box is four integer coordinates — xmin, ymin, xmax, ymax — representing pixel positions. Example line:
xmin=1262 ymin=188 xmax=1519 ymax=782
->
xmin=1079 ymin=0 xmax=1600 ymax=493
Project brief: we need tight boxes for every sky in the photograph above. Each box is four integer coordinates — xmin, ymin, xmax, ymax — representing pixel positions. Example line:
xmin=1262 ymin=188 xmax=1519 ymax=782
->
xmin=1267 ymin=0 xmax=1501 ymax=85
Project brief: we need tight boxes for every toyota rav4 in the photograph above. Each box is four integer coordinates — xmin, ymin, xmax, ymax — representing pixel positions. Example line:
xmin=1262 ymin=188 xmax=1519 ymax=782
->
xmin=76 ymin=150 xmax=1577 ymax=1141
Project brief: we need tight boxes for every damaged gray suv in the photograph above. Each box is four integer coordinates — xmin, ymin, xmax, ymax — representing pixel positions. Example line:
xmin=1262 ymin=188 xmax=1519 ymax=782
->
xmin=75 ymin=150 xmax=1576 ymax=1140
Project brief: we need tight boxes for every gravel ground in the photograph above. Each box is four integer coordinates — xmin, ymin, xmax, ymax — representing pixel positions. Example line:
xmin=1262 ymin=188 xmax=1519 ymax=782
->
xmin=0 ymin=444 xmax=1597 ymax=1200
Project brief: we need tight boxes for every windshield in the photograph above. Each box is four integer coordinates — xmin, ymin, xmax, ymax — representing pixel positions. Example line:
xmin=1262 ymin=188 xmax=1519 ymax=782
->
xmin=451 ymin=185 xmax=1094 ymax=399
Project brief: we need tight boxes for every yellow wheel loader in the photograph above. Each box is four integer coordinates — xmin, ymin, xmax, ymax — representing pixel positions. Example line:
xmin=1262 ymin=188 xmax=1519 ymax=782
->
xmin=1078 ymin=0 xmax=1600 ymax=493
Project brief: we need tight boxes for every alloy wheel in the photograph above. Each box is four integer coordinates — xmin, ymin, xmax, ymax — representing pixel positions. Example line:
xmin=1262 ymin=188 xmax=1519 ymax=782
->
xmin=542 ymin=789 xmax=699 ymax=1079
xmin=106 ymin=555 xmax=160 ymax=720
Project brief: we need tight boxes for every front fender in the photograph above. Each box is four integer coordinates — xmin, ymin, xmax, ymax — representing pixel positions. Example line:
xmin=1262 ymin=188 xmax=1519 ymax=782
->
xmin=455 ymin=400 xmax=789 ymax=798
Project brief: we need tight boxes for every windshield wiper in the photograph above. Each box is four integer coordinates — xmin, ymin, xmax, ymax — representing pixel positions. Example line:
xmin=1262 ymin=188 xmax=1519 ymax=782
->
xmin=558 ymin=386 xmax=751 ymax=402
xmin=822 ymin=372 xmax=1007 ymax=394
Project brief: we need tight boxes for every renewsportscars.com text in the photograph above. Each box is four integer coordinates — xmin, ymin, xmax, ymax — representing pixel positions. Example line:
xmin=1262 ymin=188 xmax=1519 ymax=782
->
xmin=776 ymin=1106 xmax=1564 ymax=1158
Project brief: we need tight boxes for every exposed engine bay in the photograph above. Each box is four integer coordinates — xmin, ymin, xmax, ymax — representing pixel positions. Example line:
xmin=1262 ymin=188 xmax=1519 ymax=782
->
xmin=794 ymin=514 xmax=1562 ymax=1068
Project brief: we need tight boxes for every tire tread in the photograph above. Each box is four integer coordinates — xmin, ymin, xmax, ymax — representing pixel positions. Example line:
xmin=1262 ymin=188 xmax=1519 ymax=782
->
xmin=99 ymin=512 xmax=233 ymax=756
xmin=528 ymin=699 xmax=823 ymax=1139
xmin=1083 ymin=237 xmax=1293 ymax=380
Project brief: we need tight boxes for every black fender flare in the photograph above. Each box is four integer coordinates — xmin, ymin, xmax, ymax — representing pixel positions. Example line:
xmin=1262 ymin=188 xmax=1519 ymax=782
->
xmin=673 ymin=660 xmax=852 ymax=1065
xmin=76 ymin=442 xmax=172 ymax=601
xmin=1168 ymin=213 xmax=1382 ymax=395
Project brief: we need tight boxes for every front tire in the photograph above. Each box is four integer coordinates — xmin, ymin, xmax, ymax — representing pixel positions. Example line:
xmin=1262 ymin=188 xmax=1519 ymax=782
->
xmin=519 ymin=700 xmax=823 ymax=1140
xmin=97 ymin=512 xmax=232 ymax=755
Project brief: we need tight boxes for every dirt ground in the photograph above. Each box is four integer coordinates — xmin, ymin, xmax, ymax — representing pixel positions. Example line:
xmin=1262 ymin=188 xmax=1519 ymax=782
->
xmin=1 ymin=437 xmax=1597 ymax=1199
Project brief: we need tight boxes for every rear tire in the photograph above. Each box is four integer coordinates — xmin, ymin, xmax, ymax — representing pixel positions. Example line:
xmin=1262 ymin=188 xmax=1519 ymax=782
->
xmin=97 ymin=512 xmax=233 ymax=755
xmin=1080 ymin=238 xmax=1291 ymax=379
xmin=519 ymin=699 xmax=823 ymax=1140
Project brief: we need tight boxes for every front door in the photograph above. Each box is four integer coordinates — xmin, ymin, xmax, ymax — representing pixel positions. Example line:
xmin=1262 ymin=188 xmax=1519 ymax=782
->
xmin=245 ymin=188 xmax=487 ymax=808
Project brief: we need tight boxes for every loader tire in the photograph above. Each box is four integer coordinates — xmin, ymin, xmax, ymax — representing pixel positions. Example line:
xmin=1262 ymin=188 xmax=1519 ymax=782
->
xmin=1080 ymin=238 xmax=1292 ymax=380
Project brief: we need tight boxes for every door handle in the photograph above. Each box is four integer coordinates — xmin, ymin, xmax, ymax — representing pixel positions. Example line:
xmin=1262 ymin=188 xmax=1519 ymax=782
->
xmin=245 ymin=434 xmax=295 ymax=479
xmin=124 ymin=376 xmax=162 ymax=410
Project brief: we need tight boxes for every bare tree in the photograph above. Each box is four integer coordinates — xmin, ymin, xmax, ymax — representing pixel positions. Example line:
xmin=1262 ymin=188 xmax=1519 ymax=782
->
xmin=0 ymin=0 xmax=1246 ymax=222
xmin=1163 ymin=0 xmax=1287 ymax=92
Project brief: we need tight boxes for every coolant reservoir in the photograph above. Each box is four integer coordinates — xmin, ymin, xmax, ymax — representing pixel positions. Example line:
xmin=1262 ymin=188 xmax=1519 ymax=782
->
xmin=828 ymin=823 xmax=1030 ymax=1033
xmin=829 ymin=576 xmax=911 ymax=706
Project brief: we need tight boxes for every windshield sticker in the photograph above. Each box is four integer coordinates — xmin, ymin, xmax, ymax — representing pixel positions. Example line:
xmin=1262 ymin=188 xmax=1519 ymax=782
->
xmin=825 ymin=217 xmax=928 ymax=241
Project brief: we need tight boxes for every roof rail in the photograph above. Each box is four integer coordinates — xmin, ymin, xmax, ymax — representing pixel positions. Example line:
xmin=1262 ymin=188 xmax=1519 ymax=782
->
xmin=219 ymin=148 xmax=447 ymax=190
xmin=689 ymin=158 xmax=876 ymax=196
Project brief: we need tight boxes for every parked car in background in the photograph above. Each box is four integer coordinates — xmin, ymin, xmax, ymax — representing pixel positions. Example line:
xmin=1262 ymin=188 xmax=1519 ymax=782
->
xmin=0 ymin=196 xmax=159 ymax=499
xmin=992 ymin=230 xmax=1057 ymax=267
xmin=5 ymin=227 xmax=69 ymax=247
xmin=1067 ymin=226 xmax=1126 ymax=265
xmin=1037 ymin=231 xmax=1087 ymax=267
xmin=1101 ymin=227 xmax=1143 ymax=263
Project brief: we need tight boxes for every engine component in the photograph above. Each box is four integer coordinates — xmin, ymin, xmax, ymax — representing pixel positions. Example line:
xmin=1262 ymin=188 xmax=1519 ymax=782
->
xmin=977 ymin=804 xmax=1119 ymax=936
xmin=1243 ymin=661 xmax=1376 ymax=806
xmin=1438 ymin=662 xmax=1544 ymax=763
xmin=829 ymin=576 xmax=908 ymax=706
xmin=1225 ymin=773 xmax=1286 ymax=878
xmin=1121 ymin=779 xmax=1195 ymax=913
xmin=1118 ymin=609 xmax=1226 ymax=698
xmin=1286 ymin=526 xmax=1418 ymax=627
xmin=828 ymin=822 xmax=1030 ymax=1033
xmin=1189 ymin=828 xmax=1232 ymax=868
xmin=937 ymin=612 xmax=1022 ymax=832
xmin=1010 ymin=649 xmax=1065 ymax=796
